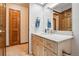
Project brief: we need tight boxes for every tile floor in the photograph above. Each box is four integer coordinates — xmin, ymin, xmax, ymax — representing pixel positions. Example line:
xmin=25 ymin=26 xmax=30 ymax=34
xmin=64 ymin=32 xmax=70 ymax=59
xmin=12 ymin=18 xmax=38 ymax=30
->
xmin=6 ymin=43 xmax=29 ymax=56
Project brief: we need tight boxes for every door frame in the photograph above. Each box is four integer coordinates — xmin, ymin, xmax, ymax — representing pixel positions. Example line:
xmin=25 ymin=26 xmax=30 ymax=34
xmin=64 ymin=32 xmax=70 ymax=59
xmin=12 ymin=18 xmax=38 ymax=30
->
xmin=9 ymin=8 xmax=21 ymax=46
xmin=4 ymin=3 xmax=6 ymax=56
xmin=28 ymin=4 xmax=29 ymax=54
xmin=8 ymin=4 xmax=29 ymax=54
xmin=3 ymin=3 xmax=6 ymax=56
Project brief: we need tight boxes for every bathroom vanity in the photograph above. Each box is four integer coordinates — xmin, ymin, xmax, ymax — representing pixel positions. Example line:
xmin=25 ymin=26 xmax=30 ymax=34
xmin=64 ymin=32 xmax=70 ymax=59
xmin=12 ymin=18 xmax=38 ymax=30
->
xmin=32 ymin=33 xmax=73 ymax=56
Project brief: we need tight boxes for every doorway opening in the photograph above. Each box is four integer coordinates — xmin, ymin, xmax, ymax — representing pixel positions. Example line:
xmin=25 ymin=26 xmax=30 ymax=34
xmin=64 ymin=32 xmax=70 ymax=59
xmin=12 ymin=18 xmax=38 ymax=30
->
xmin=0 ymin=3 xmax=29 ymax=56
xmin=6 ymin=3 xmax=29 ymax=56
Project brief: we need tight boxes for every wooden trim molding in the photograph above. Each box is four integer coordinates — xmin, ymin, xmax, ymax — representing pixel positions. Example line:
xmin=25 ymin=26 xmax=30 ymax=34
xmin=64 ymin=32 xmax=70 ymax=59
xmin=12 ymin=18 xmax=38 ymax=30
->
xmin=20 ymin=42 xmax=29 ymax=45
xmin=6 ymin=42 xmax=29 ymax=47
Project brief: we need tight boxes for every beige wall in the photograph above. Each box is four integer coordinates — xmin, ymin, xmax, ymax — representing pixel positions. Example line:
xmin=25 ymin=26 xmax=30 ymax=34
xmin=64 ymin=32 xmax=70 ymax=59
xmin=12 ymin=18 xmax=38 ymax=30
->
xmin=6 ymin=3 xmax=29 ymax=46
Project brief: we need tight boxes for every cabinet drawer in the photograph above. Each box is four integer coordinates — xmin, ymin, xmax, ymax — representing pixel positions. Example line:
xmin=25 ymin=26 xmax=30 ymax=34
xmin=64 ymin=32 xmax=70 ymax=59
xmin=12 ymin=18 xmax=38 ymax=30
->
xmin=44 ymin=39 xmax=58 ymax=54
xmin=34 ymin=35 xmax=44 ymax=45
xmin=32 ymin=35 xmax=41 ymax=45
xmin=36 ymin=35 xmax=44 ymax=43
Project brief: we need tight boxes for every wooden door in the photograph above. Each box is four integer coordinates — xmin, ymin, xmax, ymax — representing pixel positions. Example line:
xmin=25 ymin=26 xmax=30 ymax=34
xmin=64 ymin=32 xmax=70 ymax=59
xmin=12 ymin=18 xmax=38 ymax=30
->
xmin=0 ymin=3 xmax=6 ymax=56
xmin=9 ymin=9 xmax=20 ymax=46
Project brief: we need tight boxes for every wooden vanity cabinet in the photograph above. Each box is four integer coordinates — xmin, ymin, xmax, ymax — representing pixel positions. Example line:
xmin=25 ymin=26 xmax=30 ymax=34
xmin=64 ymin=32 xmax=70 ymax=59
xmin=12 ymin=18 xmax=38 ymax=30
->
xmin=32 ymin=34 xmax=72 ymax=56
xmin=32 ymin=34 xmax=57 ymax=56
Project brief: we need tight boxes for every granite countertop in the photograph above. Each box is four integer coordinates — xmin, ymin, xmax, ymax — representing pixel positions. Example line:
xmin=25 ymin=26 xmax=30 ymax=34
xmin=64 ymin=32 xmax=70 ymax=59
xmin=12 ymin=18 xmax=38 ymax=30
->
xmin=32 ymin=32 xmax=73 ymax=43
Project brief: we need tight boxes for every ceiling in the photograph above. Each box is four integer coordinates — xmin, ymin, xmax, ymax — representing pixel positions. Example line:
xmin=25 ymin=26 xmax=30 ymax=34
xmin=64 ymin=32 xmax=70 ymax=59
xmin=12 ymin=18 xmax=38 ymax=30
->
xmin=45 ymin=3 xmax=59 ymax=8
xmin=53 ymin=3 xmax=72 ymax=12
xmin=15 ymin=3 xmax=72 ymax=13
xmin=38 ymin=3 xmax=72 ymax=12
xmin=14 ymin=3 xmax=29 ymax=7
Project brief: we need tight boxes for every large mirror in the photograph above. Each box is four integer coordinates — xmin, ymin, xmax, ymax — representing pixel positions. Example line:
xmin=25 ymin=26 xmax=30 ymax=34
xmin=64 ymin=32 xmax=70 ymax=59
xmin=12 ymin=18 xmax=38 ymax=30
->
xmin=53 ymin=3 xmax=72 ymax=31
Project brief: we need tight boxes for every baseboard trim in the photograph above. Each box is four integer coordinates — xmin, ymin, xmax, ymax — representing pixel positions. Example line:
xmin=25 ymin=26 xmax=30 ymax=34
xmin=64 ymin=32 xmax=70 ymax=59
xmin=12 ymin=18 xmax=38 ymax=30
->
xmin=6 ymin=45 xmax=10 ymax=47
xmin=6 ymin=42 xmax=29 ymax=47
xmin=20 ymin=42 xmax=29 ymax=45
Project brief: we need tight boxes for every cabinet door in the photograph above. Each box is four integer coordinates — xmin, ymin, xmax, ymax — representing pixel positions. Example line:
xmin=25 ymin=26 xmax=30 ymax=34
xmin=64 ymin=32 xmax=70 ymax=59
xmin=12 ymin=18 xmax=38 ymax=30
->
xmin=32 ymin=42 xmax=44 ymax=56
xmin=32 ymin=44 xmax=38 ymax=56
xmin=62 ymin=39 xmax=72 ymax=54
xmin=32 ymin=35 xmax=38 ymax=55
xmin=32 ymin=35 xmax=44 ymax=56
xmin=44 ymin=47 xmax=57 ymax=56
xmin=36 ymin=36 xmax=44 ymax=56
xmin=38 ymin=44 xmax=44 ymax=56
xmin=44 ymin=39 xmax=58 ymax=54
